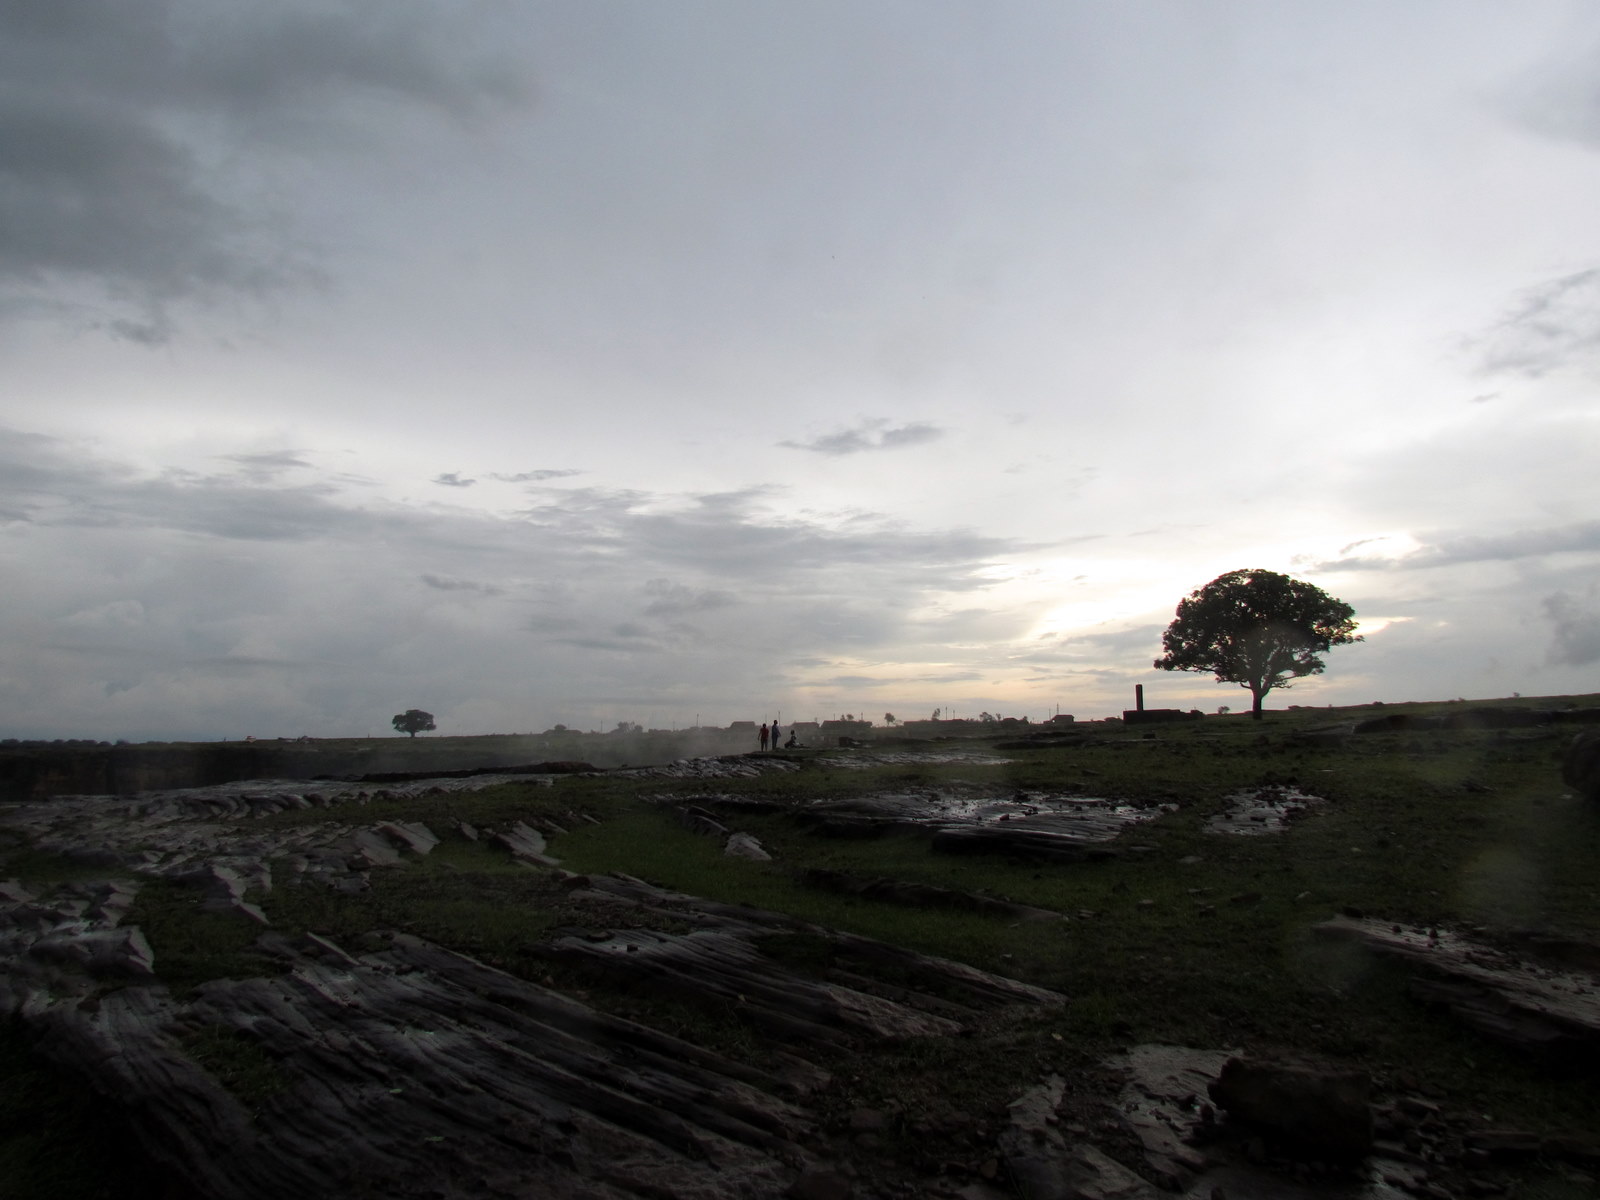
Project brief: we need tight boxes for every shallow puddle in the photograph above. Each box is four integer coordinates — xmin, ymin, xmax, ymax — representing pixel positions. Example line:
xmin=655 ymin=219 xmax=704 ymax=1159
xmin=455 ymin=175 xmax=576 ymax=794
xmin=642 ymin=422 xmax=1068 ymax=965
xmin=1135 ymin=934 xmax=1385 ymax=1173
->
xmin=1206 ymin=786 xmax=1325 ymax=835
xmin=803 ymin=790 xmax=1168 ymax=849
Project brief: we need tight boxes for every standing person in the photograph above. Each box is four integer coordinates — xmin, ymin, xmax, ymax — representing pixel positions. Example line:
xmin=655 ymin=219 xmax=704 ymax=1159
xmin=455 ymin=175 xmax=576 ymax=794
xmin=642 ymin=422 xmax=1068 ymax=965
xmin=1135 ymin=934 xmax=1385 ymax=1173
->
xmin=759 ymin=722 xmax=769 ymax=750
xmin=770 ymin=721 xmax=781 ymax=749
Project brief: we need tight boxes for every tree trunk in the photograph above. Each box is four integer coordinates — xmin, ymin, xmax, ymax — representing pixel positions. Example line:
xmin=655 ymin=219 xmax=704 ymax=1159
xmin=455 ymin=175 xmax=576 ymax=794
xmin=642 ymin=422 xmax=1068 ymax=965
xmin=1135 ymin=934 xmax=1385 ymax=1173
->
xmin=1250 ymin=688 xmax=1265 ymax=720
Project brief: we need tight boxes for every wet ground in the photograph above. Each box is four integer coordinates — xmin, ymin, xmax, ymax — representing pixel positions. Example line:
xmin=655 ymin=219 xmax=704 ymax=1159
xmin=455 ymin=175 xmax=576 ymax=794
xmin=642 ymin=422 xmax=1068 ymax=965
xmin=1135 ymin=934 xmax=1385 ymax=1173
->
xmin=799 ymin=790 xmax=1171 ymax=858
xmin=1206 ymin=786 xmax=1326 ymax=835
xmin=1107 ymin=1045 xmax=1412 ymax=1200
xmin=813 ymin=749 xmax=1016 ymax=769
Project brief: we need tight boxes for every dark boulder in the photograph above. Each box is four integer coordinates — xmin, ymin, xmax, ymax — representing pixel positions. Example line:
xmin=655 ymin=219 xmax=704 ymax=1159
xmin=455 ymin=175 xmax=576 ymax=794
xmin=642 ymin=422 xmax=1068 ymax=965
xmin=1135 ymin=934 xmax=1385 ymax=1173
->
xmin=1207 ymin=1056 xmax=1372 ymax=1161
xmin=1563 ymin=729 xmax=1600 ymax=801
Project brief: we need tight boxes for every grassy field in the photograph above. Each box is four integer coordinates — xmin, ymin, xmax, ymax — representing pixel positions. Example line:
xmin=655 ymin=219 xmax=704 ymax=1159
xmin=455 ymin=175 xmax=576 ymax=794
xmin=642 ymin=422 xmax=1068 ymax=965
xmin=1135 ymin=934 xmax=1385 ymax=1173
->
xmin=3 ymin=694 xmax=1599 ymax=1197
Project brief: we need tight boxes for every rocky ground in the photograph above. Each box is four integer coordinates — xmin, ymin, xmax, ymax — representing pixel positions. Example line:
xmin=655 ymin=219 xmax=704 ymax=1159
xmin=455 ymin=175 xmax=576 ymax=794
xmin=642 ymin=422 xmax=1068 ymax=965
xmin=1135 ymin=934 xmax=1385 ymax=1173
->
xmin=4 ymin=749 xmax=1600 ymax=1198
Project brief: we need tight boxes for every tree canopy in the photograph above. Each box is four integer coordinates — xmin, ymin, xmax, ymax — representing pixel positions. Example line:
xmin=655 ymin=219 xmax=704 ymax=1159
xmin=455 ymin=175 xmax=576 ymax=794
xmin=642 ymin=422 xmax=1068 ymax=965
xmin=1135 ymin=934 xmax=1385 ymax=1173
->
xmin=1153 ymin=569 xmax=1361 ymax=719
xmin=392 ymin=709 xmax=436 ymax=737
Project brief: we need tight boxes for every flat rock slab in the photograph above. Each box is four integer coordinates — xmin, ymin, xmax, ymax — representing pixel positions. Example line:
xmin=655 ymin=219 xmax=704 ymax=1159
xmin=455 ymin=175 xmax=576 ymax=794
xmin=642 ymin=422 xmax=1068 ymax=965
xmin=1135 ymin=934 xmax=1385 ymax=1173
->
xmin=617 ymin=756 xmax=803 ymax=779
xmin=800 ymin=792 xmax=1166 ymax=853
xmin=553 ymin=873 xmax=1065 ymax=1034
xmin=724 ymin=831 xmax=772 ymax=860
xmin=1206 ymin=787 xmax=1326 ymax=835
xmin=490 ymin=820 xmax=560 ymax=866
xmin=0 ymin=773 xmax=542 ymax=880
xmin=1109 ymin=1045 xmax=1234 ymax=1187
xmin=999 ymin=1075 xmax=1163 ymax=1200
xmin=546 ymin=926 xmax=963 ymax=1045
xmin=1313 ymin=917 xmax=1600 ymax=1060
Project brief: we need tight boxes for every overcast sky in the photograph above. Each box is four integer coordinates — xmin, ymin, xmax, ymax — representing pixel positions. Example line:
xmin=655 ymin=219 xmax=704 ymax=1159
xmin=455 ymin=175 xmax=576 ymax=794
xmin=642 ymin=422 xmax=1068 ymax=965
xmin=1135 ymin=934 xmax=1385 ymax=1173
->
xmin=3 ymin=0 xmax=1599 ymax=741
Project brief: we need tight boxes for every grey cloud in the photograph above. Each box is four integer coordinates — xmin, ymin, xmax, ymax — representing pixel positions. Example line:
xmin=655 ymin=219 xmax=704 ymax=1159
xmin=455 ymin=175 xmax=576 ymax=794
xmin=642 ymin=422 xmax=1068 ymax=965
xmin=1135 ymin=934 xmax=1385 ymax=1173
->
xmin=1008 ymin=623 xmax=1167 ymax=666
xmin=1471 ymin=269 xmax=1600 ymax=379
xmin=517 ymin=482 xmax=1017 ymax=586
xmin=1315 ymin=520 xmax=1600 ymax=573
xmin=5 ymin=432 xmax=1018 ymax=590
xmin=433 ymin=473 xmax=476 ymax=488
xmin=1543 ymin=590 xmax=1600 ymax=667
xmin=642 ymin=578 xmax=737 ymax=617
xmin=489 ymin=469 xmax=584 ymax=483
xmin=192 ymin=655 xmax=303 ymax=672
xmin=0 ymin=0 xmax=529 ymax=335
xmin=564 ymin=627 xmax=665 ymax=654
xmin=780 ymin=419 xmax=944 ymax=456
xmin=0 ymin=428 xmax=371 ymax=540
xmin=181 ymin=6 xmax=528 ymax=126
xmin=420 ymin=574 xmax=503 ymax=596
xmin=1512 ymin=38 xmax=1600 ymax=152
xmin=525 ymin=614 xmax=580 ymax=634
xmin=223 ymin=451 xmax=312 ymax=481
xmin=106 ymin=316 xmax=173 ymax=344
xmin=1 ymin=428 xmax=1027 ymax=737
xmin=1337 ymin=535 xmax=1387 ymax=557
xmin=687 ymin=486 xmax=782 ymax=520
xmin=907 ymin=670 xmax=984 ymax=684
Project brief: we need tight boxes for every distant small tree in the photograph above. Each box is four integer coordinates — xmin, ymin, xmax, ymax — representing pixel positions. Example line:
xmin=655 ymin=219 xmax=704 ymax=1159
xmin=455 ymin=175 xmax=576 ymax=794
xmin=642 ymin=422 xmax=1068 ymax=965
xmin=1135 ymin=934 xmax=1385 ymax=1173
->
xmin=883 ymin=713 xmax=898 ymax=726
xmin=931 ymin=708 xmax=941 ymax=721
xmin=1154 ymin=569 xmax=1361 ymax=720
xmin=392 ymin=709 xmax=436 ymax=738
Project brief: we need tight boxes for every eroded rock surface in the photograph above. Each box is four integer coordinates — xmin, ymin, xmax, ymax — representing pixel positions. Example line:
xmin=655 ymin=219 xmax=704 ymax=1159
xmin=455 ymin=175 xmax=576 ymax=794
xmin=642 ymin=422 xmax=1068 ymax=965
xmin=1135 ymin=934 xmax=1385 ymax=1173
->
xmin=1313 ymin=916 xmax=1600 ymax=1061
xmin=1 ymin=772 xmax=1075 ymax=1197
xmin=547 ymin=873 xmax=1065 ymax=1049
xmin=25 ymin=932 xmax=820 ymax=1199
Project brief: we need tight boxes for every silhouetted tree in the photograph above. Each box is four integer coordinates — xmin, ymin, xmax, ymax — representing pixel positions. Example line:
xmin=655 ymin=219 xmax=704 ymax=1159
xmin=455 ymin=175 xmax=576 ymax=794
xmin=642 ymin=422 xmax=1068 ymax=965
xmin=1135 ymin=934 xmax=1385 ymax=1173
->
xmin=1154 ymin=569 xmax=1361 ymax=720
xmin=392 ymin=709 xmax=436 ymax=737
xmin=883 ymin=713 xmax=898 ymax=726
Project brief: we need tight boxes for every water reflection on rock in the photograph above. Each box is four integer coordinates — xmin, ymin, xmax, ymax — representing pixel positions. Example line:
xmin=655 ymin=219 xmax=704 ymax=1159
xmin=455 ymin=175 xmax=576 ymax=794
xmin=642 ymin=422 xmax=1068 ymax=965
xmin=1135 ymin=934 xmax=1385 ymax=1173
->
xmin=1207 ymin=786 xmax=1326 ymax=835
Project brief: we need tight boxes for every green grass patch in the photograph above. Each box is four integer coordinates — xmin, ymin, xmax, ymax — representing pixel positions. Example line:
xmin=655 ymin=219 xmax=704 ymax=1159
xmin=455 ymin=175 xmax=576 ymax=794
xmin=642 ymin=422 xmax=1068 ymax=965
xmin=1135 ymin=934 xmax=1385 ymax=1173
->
xmin=124 ymin=880 xmax=270 ymax=994
xmin=178 ymin=1025 xmax=291 ymax=1113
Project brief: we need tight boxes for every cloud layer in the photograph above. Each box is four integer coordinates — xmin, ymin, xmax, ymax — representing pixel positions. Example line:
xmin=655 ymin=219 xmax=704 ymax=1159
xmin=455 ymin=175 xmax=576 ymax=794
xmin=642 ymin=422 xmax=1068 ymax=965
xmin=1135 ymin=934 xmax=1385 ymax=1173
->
xmin=4 ymin=3 xmax=1600 ymax=738
xmin=0 ymin=0 xmax=526 ymax=337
